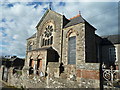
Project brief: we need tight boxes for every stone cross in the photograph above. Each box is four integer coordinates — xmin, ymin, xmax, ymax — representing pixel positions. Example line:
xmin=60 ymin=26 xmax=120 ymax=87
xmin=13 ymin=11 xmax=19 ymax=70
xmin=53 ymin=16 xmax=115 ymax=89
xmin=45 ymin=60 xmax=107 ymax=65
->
xmin=49 ymin=2 xmax=52 ymax=10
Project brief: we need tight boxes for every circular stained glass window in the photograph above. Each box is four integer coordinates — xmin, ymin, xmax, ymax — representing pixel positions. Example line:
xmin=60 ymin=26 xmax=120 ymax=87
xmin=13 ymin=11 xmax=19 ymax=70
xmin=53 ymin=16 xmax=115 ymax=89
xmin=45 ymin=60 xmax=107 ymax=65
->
xmin=44 ymin=25 xmax=53 ymax=38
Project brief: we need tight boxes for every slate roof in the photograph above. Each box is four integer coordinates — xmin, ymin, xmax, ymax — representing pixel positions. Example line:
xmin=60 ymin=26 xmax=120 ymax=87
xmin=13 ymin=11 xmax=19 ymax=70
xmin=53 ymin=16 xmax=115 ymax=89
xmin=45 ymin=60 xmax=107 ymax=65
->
xmin=27 ymin=33 xmax=36 ymax=40
xmin=101 ymin=34 xmax=120 ymax=45
xmin=64 ymin=14 xmax=85 ymax=28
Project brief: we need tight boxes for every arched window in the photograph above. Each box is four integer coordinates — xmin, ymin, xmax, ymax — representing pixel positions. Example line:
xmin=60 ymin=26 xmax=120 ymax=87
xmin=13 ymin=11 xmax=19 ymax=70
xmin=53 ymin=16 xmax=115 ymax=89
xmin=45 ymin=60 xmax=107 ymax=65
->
xmin=28 ymin=45 xmax=32 ymax=51
xmin=50 ymin=36 xmax=53 ymax=45
xmin=42 ymin=39 xmax=45 ymax=46
xmin=68 ymin=36 xmax=76 ymax=64
xmin=45 ymin=40 xmax=47 ymax=46
xmin=67 ymin=31 xmax=76 ymax=65
xmin=42 ymin=24 xmax=54 ymax=47
xmin=46 ymin=39 xmax=48 ymax=45
xmin=28 ymin=41 xmax=32 ymax=51
xmin=29 ymin=59 xmax=33 ymax=66
xmin=48 ymin=39 xmax=50 ymax=45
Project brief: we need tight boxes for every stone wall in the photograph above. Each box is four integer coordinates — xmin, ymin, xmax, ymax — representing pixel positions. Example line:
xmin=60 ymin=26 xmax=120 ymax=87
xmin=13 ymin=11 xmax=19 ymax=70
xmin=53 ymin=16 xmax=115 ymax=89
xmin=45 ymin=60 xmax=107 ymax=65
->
xmin=25 ymin=49 xmax=47 ymax=74
xmin=114 ymin=44 xmax=120 ymax=79
xmin=76 ymin=63 xmax=100 ymax=88
xmin=62 ymin=23 xmax=85 ymax=65
xmin=7 ymin=67 xmax=47 ymax=88
xmin=4 ymin=62 xmax=100 ymax=88
xmin=27 ymin=37 xmax=36 ymax=51
xmin=47 ymin=62 xmax=100 ymax=88
xmin=0 ymin=66 xmax=3 ymax=81
xmin=47 ymin=62 xmax=60 ymax=78
xmin=36 ymin=10 xmax=63 ymax=63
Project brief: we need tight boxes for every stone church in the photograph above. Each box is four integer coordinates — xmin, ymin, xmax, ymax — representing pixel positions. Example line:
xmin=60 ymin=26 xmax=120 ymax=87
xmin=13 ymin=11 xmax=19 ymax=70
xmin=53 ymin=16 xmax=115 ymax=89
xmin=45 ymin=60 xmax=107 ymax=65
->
xmin=25 ymin=9 xmax=120 ymax=79
xmin=0 ymin=9 xmax=120 ymax=88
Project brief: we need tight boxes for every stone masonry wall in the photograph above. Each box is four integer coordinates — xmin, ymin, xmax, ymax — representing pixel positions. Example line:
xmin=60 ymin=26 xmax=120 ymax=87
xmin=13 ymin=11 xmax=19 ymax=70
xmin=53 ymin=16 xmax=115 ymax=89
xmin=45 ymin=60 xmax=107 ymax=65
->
xmin=36 ymin=10 xmax=63 ymax=63
xmin=62 ymin=23 xmax=85 ymax=66
xmin=76 ymin=63 xmax=100 ymax=88
xmin=5 ymin=62 xmax=100 ymax=88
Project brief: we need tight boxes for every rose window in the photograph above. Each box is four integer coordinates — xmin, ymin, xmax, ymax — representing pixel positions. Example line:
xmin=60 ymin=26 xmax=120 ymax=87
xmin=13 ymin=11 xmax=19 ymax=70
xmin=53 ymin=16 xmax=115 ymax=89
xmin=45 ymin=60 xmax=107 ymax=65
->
xmin=44 ymin=25 xmax=53 ymax=37
xmin=42 ymin=25 xmax=53 ymax=46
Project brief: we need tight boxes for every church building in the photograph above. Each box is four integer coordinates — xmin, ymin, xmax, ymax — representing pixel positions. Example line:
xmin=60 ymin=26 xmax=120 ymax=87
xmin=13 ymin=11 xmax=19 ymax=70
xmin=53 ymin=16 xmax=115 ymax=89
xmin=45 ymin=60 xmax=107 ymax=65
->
xmin=25 ymin=9 xmax=120 ymax=78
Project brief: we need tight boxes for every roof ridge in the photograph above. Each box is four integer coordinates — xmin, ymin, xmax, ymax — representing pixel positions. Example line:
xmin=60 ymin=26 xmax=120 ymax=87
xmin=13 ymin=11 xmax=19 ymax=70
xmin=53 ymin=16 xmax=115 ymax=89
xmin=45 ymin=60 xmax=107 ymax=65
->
xmin=27 ymin=33 xmax=36 ymax=40
xmin=101 ymin=34 xmax=120 ymax=37
xmin=50 ymin=9 xmax=63 ymax=16
xmin=69 ymin=14 xmax=81 ymax=20
xmin=36 ymin=9 xmax=62 ymax=28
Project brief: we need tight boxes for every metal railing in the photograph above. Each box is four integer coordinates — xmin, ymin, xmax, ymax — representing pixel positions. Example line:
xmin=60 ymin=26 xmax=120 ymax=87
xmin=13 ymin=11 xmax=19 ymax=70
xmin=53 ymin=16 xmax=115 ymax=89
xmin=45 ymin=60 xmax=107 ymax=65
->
xmin=102 ymin=64 xmax=120 ymax=87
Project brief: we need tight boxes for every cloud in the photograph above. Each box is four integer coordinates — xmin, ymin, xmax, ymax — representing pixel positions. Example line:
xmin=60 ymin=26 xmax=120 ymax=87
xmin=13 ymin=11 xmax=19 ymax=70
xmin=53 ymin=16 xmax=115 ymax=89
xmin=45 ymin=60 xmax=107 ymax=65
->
xmin=0 ymin=2 xmax=118 ymax=58
xmin=54 ymin=2 xmax=118 ymax=35
xmin=1 ymin=0 xmax=120 ymax=3
xmin=1 ymin=2 xmax=49 ymax=57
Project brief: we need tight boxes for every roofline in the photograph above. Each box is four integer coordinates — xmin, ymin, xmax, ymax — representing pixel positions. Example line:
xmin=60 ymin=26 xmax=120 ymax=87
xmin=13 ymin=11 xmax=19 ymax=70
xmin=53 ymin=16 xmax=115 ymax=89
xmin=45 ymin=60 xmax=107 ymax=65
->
xmin=85 ymin=20 xmax=97 ymax=30
xmin=63 ymin=22 xmax=85 ymax=29
xmin=36 ymin=9 xmax=49 ymax=28
xmin=36 ymin=9 xmax=62 ymax=28
xmin=26 ymin=33 xmax=36 ymax=40
xmin=69 ymin=14 xmax=81 ymax=20
xmin=101 ymin=34 xmax=120 ymax=38
xmin=26 ymin=37 xmax=35 ymax=40
xmin=101 ymin=34 xmax=120 ymax=45
xmin=26 ymin=36 xmax=36 ymax=40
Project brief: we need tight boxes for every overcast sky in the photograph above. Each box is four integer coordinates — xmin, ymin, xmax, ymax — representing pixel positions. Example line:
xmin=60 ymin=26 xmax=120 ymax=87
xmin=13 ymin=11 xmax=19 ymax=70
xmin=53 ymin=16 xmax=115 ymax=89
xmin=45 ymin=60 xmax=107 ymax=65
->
xmin=0 ymin=0 xmax=119 ymax=58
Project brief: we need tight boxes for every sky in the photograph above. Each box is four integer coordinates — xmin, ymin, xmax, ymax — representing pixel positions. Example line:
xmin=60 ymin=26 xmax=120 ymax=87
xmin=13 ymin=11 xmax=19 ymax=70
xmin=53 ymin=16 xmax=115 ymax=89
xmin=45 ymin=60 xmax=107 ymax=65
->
xmin=0 ymin=0 xmax=119 ymax=58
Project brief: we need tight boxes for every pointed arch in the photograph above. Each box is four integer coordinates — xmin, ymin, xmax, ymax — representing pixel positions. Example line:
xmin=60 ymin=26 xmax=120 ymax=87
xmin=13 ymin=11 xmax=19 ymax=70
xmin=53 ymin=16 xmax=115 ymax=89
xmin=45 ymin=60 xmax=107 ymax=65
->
xmin=66 ymin=28 xmax=79 ymax=38
xmin=66 ymin=28 xmax=78 ymax=65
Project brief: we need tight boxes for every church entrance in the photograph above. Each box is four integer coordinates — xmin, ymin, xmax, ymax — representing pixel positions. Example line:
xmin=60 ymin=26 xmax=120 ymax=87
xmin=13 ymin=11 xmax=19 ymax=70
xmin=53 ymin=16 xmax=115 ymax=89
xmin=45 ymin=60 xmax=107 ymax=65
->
xmin=68 ymin=36 xmax=76 ymax=64
xmin=29 ymin=59 xmax=34 ymax=67
xmin=36 ymin=59 xmax=42 ymax=75
xmin=29 ymin=59 xmax=34 ymax=75
xmin=39 ymin=60 xmax=42 ymax=70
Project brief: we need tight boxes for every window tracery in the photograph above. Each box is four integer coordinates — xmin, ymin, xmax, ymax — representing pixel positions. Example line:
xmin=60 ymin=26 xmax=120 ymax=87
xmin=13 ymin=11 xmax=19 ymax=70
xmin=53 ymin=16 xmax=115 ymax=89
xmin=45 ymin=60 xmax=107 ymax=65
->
xmin=42 ymin=24 xmax=54 ymax=47
xmin=28 ymin=41 xmax=32 ymax=51
xmin=28 ymin=41 xmax=36 ymax=50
